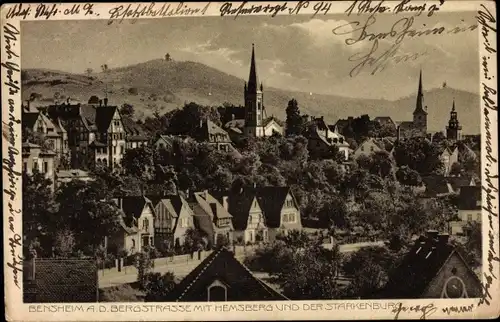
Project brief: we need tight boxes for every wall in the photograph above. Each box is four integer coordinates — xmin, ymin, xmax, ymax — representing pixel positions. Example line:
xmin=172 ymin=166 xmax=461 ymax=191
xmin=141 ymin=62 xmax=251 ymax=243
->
xmin=173 ymin=204 xmax=195 ymax=246
xmin=458 ymin=209 xmax=481 ymax=222
xmin=423 ymin=252 xmax=482 ymax=298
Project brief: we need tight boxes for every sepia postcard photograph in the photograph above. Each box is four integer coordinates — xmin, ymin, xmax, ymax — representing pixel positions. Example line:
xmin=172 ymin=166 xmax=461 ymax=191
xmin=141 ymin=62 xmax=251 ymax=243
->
xmin=2 ymin=1 xmax=499 ymax=321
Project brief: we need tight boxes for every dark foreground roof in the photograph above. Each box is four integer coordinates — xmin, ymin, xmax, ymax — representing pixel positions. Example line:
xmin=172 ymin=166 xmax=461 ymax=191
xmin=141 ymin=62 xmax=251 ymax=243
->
xmin=381 ymin=233 xmax=455 ymax=298
xmin=167 ymin=247 xmax=287 ymax=302
xmin=24 ymin=258 xmax=98 ymax=303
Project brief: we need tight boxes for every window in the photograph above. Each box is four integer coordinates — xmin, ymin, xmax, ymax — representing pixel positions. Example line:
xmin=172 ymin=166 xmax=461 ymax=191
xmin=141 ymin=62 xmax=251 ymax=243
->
xmin=207 ymin=282 xmax=227 ymax=301
xmin=467 ymin=214 xmax=473 ymax=222
xmin=370 ymin=146 xmax=374 ymax=152
xmin=43 ymin=161 xmax=48 ymax=173
xmin=33 ymin=159 xmax=39 ymax=171
xmin=113 ymin=146 xmax=117 ymax=154
xmin=23 ymin=162 xmax=27 ymax=172
xmin=143 ymin=218 xmax=149 ymax=232
xmin=361 ymin=145 xmax=364 ymax=151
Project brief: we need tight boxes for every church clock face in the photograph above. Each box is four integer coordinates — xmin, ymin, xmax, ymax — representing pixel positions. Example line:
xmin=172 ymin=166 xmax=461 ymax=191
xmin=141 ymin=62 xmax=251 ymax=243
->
xmin=442 ymin=276 xmax=467 ymax=298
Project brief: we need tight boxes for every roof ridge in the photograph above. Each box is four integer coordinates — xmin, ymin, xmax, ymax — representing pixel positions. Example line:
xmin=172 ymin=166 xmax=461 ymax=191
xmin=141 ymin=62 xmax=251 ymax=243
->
xmin=176 ymin=248 xmax=223 ymax=301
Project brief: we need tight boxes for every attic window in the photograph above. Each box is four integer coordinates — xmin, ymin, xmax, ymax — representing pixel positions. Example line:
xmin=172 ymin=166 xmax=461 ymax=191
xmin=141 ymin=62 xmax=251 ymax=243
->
xmin=451 ymin=267 xmax=457 ymax=275
xmin=207 ymin=280 xmax=227 ymax=302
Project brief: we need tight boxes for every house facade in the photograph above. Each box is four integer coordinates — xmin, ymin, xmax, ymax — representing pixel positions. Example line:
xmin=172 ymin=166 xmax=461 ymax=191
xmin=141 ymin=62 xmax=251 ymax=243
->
xmin=382 ymin=231 xmax=482 ymax=299
xmin=263 ymin=117 xmax=284 ymax=137
xmin=122 ymin=116 xmax=149 ymax=149
xmin=352 ymin=138 xmax=385 ymax=159
xmin=151 ymin=195 xmax=195 ymax=251
xmin=110 ymin=196 xmax=156 ymax=254
xmin=255 ymin=187 xmax=302 ymax=241
xmin=304 ymin=117 xmax=350 ymax=160
xmin=196 ymin=120 xmax=234 ymax=153
xmin=450 ymin=186 xmax=481 ymax=235
xmin=219 ymin=189 xmax=269 ymax=245
xmin=191 ymin=191 xmax=234 ymax=246
xmin=22 ymin=142 xmax=56 ymax=190
xmin=439 ymin=146 xmax=459 ymax=176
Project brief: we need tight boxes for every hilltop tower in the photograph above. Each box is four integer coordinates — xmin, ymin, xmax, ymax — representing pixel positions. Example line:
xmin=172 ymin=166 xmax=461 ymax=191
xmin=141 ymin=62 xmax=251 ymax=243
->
xmin=412 ymin=70 xmax=428 ymax=136
xmin=446 ymin=99 xmax=462 ymax=141
xmin=243 ymin=44 xmax=265 ymax=137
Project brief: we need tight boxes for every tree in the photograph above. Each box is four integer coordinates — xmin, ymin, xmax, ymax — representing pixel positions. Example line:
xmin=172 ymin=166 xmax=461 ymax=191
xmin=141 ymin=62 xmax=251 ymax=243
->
xmin=23 ymin=170 xmax=58 ymax=257
xmin=432 ymin=131 xmax=446 ymax=143
xmin=144 ymin=272 xmax=176 ymax=301
xmin=393 ymin=137 xmax=444 ymax=175
xmin=184 ymin=228 xmax=206 ymax=253
xmin=285 ymin=99 xmax=304 ymax=136
xmin=121 ymin=145 xmax=155 ymax=181
xmin=216 ymin=233 xmax=230 ymax=247
xmin=55 ymin=180 xmax=121 ymax=254
xmin=120 ymin=103 xmax=135 ymax=117
xmin=342 ymin=246 xmax=402 ymax=299
xmin=135 ymin=251 xmax=154 ymax=289
xmin=278 ymin=229 xmax=310 ymax=248
xmin=395 ymin=166 xmax=422 ymax=187
xmin=449 ymin=162 xmax=462 ymax=176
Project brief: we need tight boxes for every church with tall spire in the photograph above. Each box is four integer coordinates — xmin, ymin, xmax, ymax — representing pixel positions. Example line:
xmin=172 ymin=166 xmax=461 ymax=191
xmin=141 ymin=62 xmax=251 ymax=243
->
xmin=396 ymin=70 xmax=429 ymax=139
xmin=243 ymin=44 xmax=265 ymax=137
xmin=446 ymin=99 xmax=462 ymax=141
xmin=412 ymin=70 xmax=428 ymax=135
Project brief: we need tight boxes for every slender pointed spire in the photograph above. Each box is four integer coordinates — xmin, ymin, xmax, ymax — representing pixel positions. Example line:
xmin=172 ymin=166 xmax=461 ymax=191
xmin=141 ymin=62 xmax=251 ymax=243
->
xmin=414 ymin=69 xmax=426 ymax=115
xmin=452 ymin=98 xmax=455 ymax=112
xmin=248 ymin=43 xmax=258 ymax=93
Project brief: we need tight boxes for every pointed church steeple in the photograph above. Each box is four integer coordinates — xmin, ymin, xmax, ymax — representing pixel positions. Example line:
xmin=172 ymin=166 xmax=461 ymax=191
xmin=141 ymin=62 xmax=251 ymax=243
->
xmin=446 ymin=98 xmax=461 ymax=141
xmin=248 ymin=43 xmax=259 ymax=93
xmin=414 ymin=69 xmax=426 ymax=115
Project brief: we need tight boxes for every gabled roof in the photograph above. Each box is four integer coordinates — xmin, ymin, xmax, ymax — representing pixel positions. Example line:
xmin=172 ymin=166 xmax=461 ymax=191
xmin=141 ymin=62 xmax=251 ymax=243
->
xmin=118 ymin=196 xmax=153 ymax=226
xmin=445 ymin=175 xmax=474 ymax=191
xmin=167 ymin=247 xmax=287 ymax=302
xmin=122 ymin=116 xmax=148 ymax=141
xmin=22 ymin=112 xmax=40 ymax=130
xmin=24 ymin=258 xmax=98 ymax=303
xmin=95 ymin=106 xmax=119 ymax=132
xmin=421 ymin=175 xmax=454 ymax=196
xmin=255 ymin=186 xmax=294 ymax=228
xmin=354 ymin=138 xmax=385 ymax=154
xmin=373 ymin=116 xmax=396 ymax=126
xmin=213 ymin=189 xmax=260 ymax=231
xmin=199 ymin=120 xmax=231 ymax=142
xmin=382 ymin=234 xmax=455 ymax=298
xmin=194 ymin=191 xmax=232 ymax=220
xmin=190 ymin=201 xmax=215 ymax=237
xmin=458 ymin=186 xmax=481 ymax=210
xmin=263 ymin=116 xmax=284 ymax=127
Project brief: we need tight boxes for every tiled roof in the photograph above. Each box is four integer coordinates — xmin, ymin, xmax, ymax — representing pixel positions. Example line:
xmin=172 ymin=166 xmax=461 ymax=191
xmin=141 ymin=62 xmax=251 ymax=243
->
xmin=373 ymin=116 xmax=396 ymax=125
xmin=214 ymin=189 xmax=258 ymax=231
xmin=445 ymin=176 xmax=474 ymax=191
xmin=382 ymin=234 xmax=455 ymax=298
xmin=122 ymin=116 xmax=148 ymax=141
xmin=194 ymin=191 xmax=233 ymax=220
xmin=458 ymin=186 xmax=481 ymax=210
xmin=95 ymin=105 xmax=118 ymax=132
xmin=167 ymin=247 xmax=288 ymax=301
xmin=422 ymin=175 xmax=454 ymax=196
xmin=255 ymin=186 xmax=292 ymax=228
xmin=118 ymin=196 xmax=153 ymax=226
xmin=89 ymin=141 xmax=107 ymax=148
xmin=22 ymin=112 xmax=39 ymax=130
xmin=224 ymin=119 xmax=245 ymax=129
xmin=190 ymin=202 xmax=215 ymax=237
xmin=24 ymin=258 xmax=98 ymax=303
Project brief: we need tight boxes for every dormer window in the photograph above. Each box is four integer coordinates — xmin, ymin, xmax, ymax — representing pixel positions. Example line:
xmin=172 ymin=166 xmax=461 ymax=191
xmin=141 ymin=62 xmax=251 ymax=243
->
xmin=207 ymin=280 xmax=227 ymax=302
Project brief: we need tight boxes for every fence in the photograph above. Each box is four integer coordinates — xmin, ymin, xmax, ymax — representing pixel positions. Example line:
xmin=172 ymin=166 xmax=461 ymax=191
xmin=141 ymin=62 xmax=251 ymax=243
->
xmin=98 ymin=250 xmax=213 ymax=276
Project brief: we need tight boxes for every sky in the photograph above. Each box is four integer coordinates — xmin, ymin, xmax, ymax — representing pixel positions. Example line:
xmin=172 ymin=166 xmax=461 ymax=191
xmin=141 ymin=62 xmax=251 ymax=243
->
xmin=22 ymin=11 xmax=479 ymax=100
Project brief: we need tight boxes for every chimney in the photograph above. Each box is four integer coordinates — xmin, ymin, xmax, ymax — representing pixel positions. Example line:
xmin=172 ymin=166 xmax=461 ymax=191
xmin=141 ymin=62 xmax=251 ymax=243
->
xmin=231 ymin=113 xmax=235 ymax=121
xmin=104 ymin=98 xmax=108 ymax=106
xmin=253 ymin=182 xmax=257 ymax=189
xmin=437 ymin=233 xmax=450 ymax=245
xmin=426 ymin=230 xmax=439 ymax=241
xmin=222 ymin=196 xmax=229 ymax=210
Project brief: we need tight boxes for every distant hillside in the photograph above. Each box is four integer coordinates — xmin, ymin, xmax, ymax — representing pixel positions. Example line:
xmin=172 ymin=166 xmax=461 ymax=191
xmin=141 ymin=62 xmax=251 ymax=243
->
xmin=22 ymin=60 xmax=480 ymax=134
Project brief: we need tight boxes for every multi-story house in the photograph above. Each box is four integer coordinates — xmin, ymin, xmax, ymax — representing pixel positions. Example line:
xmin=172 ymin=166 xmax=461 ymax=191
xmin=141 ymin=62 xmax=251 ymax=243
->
xmin=122 ymin=116 xmax=149 ymax=149
xmin=195 ymin=120 xmax=235 ymax=153
xmin=190 ymin=190 xmax=234 ymax=247
xmin=150 ymin=195 xmax=195 ymax=251
xmin=304 ymin=117 xmax=350 ymax=160
xmin=22 ymin=142 xmax=56 ymax=190
xmin=46 ymin=98 xmax=126 ymax=171
xmin=352 ymin=138 xmax=394 ymax=159
xmin=450 ymin=186 xmax=481 ymax=236
xmin=255 ymin=187 xmax=302 ymax=241
xmin=109 ymin=196 xmax=156 ymax=255
xmin=22 ymin=110 xmax=68 ymax=163
xmin=439 ymin=146 xmax=459 ymax=176
xmin=216 ymin=189 xmax=269 ymax=245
